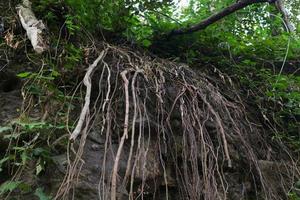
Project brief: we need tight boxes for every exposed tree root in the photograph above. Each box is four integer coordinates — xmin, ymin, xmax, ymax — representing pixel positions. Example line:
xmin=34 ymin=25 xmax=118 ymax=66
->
xmin=111 ymin=70 xmax=130 ymax=200
xmin=54 ymin=42 xmax=299 ymax=200
xmin=69 ymin=50 xmax=106 ymax=141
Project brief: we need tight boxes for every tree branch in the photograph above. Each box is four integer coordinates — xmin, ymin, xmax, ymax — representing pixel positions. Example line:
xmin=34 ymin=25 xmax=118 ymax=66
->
xmin=275 ymin=0 xmax=295 ymax=32
xmin=169 ymin=0 xmax=277 ymax=36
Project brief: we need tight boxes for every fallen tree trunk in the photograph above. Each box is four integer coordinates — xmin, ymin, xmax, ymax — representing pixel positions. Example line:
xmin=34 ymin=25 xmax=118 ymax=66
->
xmin=16 ymin=0 xmax=48 ymax=54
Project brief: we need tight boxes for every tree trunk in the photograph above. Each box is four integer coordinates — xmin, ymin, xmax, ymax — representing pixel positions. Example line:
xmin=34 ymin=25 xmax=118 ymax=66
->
xmin=275 ymin=0 xmax=295 ymax=32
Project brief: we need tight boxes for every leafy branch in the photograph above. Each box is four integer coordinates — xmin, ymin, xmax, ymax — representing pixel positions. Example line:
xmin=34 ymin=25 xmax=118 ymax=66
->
xmin=168 ymin=0 xmax=277 ymax=36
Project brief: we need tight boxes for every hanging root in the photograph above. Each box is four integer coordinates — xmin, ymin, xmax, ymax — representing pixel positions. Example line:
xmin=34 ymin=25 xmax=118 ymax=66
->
xmin=55 ymin=49 xmax=107 ymax=199
xmin=55 ymin=43 xmax=299 ymax=200
xmin=69 ymin=50 xmax=106 ymax=141
xmin=111 ymin=70 xmax=130 ymax=200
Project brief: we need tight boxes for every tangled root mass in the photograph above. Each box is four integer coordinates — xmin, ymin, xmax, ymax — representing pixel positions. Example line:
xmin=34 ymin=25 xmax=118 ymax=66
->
xmin=55 ymin=43 xmax=299 ymax=200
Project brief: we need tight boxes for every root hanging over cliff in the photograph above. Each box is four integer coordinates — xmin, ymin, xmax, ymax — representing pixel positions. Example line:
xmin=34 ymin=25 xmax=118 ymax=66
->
xmin=53 ymin=43 xmax=299 ymax=200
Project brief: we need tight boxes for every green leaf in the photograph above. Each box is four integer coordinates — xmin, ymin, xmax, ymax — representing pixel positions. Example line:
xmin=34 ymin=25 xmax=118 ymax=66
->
xmin=0 ymin=157 xmax=10 ymax=165
xmin=142 ymin=39 xmax=152 ymax=47
xmin=33 ymin=148 xmax=47 ymax=156
xmin=51 ymin=70 xmax=60 ymax=77
xmin=3 ymin=132 xmax=22 ymax=140
xmin=13 ymin=146 xmax=26 ymax=151
xmin=295 ymin=180 xmax=300 ymax=189
xmin=0 ymin=156 xmax=10 ymax=172
xmin=34 ymin=187 xmax=52 ymax=200
xmin=17 ymin=72 xmax=32 ymax=78
xmin=21 ymin=151 xmax=29 ymax=165
xmin=0 ymin=181 xmax=22 ymax=195
xmin=0 ymin=126 xmax=12 ymax=133
xmin=16 ymin=121 xmax=47 ymax=130
xmin=18 ymin=182 xmax=31 ymax=193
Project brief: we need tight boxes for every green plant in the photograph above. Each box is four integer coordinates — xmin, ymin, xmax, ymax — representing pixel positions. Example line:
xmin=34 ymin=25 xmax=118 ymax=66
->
xmin=0 ymin=119 xmax=68 ymax=177
xmin=34 ymin=187 xmax=52 ymax=200
xmin=0 ymin=181 xmax=22 ymax=195
xmin=63 ymin=43 xmax=83 ymax=69
xmin=64 ymin=14 xmax=80 ymax=36
xmin=288 ymin=192 xmax=300 ymax=200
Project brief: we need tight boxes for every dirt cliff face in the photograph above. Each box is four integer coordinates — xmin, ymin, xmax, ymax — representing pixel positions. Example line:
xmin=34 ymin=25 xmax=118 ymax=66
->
xmin=0 ymin=72 xmax=22 ymax=185
xmin=0 ymin=43 xmax=298 ymax=200
xmin=0 ymin=72 xmax=21 ymax=93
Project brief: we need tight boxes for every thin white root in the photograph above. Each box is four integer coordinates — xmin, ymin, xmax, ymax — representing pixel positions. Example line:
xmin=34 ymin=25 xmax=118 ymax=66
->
xmin=202 ymin=96 xmax=232 ymax=168
xmin=123 ymin=70 xmax=143 ymax=187
xmin=111 ymin=70 xmax=129 ymax=200
xmin=16 ymin=0 xmax=48 ymax=54
xmin=70 ymin=51 xmax=106 ymax=141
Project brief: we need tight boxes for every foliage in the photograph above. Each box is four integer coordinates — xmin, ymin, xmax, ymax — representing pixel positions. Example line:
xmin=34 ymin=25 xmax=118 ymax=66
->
xmin=0 ymin=181 xmax=52 ymax=198
xmin=0 ymin=120 xmax=60 ymax=172
xmin=0 ymin=180 xmax=31 ymax=196
xmin=31 ymin=0 xmax=173 ymax=45
xmin=0 ymin=117 xmax=68 ymax=198
xmin=289 ymin=192 xmax=300 ymax=200
xmin=0 ymin=181 xmax=22 ymax=195
xmin=34 ymin=187 xmax=52 ymax=200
